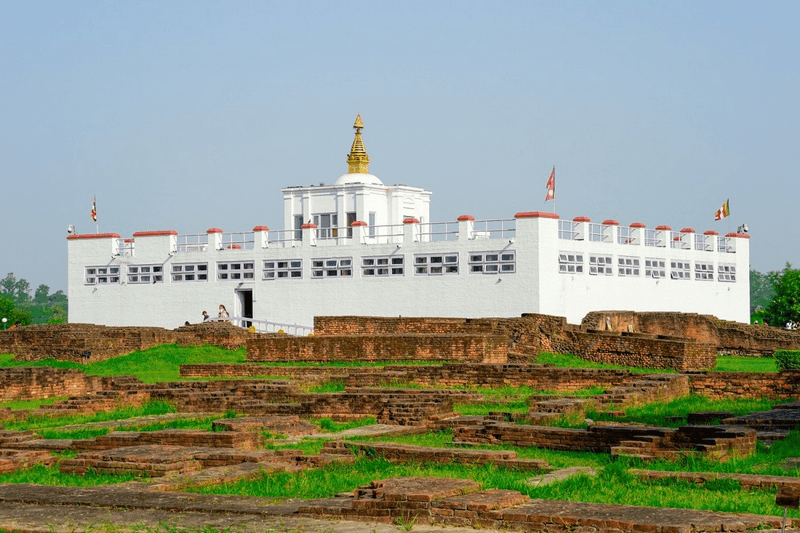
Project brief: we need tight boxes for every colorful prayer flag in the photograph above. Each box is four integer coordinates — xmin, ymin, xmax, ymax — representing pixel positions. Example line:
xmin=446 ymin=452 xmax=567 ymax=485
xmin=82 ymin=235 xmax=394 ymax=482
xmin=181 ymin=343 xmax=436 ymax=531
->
xmin=544 ymin=166 xmax=555 ymax=202
xmin=91 ymin=196 xmax=97 ymax=222
xmin=714 ymin=199 xmax=730 ymax=221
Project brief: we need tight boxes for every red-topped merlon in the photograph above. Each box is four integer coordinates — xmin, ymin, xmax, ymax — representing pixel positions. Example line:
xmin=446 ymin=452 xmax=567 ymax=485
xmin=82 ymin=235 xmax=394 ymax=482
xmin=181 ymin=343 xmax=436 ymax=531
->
xmin=514 ymin=211 xmax=559 ymax=219
xmin=66 ymin=233 xmax=121 ymax=240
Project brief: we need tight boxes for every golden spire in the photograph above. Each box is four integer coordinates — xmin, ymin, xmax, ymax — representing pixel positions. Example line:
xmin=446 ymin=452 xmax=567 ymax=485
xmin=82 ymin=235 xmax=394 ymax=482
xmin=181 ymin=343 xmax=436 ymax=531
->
xmin=346 ymin=114 xmax=370 ymax=174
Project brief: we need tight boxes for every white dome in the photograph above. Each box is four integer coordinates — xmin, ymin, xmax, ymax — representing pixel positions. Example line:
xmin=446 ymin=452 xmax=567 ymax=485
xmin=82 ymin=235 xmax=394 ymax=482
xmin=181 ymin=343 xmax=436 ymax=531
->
xmin=335 ymin=173 xmax=383 ymax=186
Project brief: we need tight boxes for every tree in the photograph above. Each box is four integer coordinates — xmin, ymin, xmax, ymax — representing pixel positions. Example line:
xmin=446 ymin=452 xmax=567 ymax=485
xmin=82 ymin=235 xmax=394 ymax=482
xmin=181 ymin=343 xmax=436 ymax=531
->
xmin=764 ymin=263 xmax=800 ymax=327
xmin=0 ymin=295 xmax=32 ymax=328
xmin=750 ymin=269 xmax=777 ymax=312
xmin=0 ymin=273 xmax=31 ymax=305
xmin=34 ymin=284 xmax=50 ymax=305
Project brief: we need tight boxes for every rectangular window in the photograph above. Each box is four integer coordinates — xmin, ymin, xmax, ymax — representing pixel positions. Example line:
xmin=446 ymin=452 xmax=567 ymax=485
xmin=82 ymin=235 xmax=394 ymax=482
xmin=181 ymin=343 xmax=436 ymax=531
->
xmin=588 ymin=255 xmax=613 ymax=276
xmin=127 ymin=264 xmax=164 ymax=284
xmin=217 ymin=261 xmax=255 ymax=281
xmin=171 ymin=263 xmax=208 ymax=282
xmin=414 ymin=253 xmax=459 ymax=275
xmin=312 ymin=257 xmax=353 ymax=278
xmin=588 ymin=223 xmax=603 ymax=242
xmin=368 ymin=212 xmax=376 ymax=236
xmin=362 ymin=255 xmax=404 ymax=277
xmin=469 ymin=250 xmax=515 ymax=275
xmin=346 ymin=212 xmax=356 ymax=238
xmin=718 ymin=264 xmax=737 ymax=282
xmin=617 ymin=256 xmax=640 ymax=277
xmin=694 ymin=234 xmax=706 ymax=251
xmin=644 ymin=229 xmax=657 ymax=247
xmin=558 ymin=220 xmax=577 ymax=241
xmin=695 ymin=262 xmax=714 ymax=281
xmin=644 ymin=258 xmax=666 ymax=279
xmin=294 ymin=215 xmax=303 ymax=241
xmin=264 ymin=259 xmax=302 ymax=280
xmin=558 ymin=252 xmax=584 ymax=274
xmin=617 ymin=226 xmax=635 ymax=245
xmin=670 ymin=260 xmax=691 ymax=280
xmin=85 ymin=266 xmax=120 ymax=285
xmin=313 ymin=213 xmax=339 ymax=239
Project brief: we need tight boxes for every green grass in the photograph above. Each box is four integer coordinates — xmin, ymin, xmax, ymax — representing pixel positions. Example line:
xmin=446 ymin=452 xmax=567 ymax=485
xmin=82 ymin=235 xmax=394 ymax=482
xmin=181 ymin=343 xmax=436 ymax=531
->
xmin=0 ymin=397 xmax=66 ymax=410
xmin=0 ymin=463 xmax=144 ymax=485
xmin=0 ymin=344 xmax=246 ymax=383
xmin=584 ymin=394 xmax=789 ymax=428
xmin=454 ymin=400 xmax=530 ymax=415
xmin=535 ymin=352 xmax=678 ymax=373
xmin=715 ymin=355 xmax=778 ymax=373
xmin=38 ymin=427 xmax=113 ymax=440
xmin=1 ymin=400 xmax=177 ymax=431
xmin=311 ymin=416 xmax=377 ymax=432
xmin=306 ymin=379 xmax=346 ymax=393
xmin=188 ymin=457 xmax=799 ymax=518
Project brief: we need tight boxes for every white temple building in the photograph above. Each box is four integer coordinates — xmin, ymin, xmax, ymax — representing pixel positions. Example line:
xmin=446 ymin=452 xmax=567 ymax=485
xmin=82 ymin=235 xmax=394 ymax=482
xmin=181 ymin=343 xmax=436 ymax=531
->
xmin=67 ymin=116 xmax=750 ymax=331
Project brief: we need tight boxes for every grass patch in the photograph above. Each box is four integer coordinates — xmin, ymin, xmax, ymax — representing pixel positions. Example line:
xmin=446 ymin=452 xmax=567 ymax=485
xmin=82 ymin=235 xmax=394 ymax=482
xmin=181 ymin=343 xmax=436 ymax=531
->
xmin=311 ymin=417 xmax=377 ymax=432
xmin=127 ymin=416 xmax=219 ymax=432
xmin=0 ymin=397 xmax=66 ymax=410
xmin=715 ymin=355 xmax=778 ymax=373
xmin=0 ymin=463 xmax=144 ymax=485
xmin=0 ymin=344 xmax=246 ymax=383
xmin=535 ymin=352 xmax=677 ymax=373
xmin=306 ymin=380 xmax=346 ymax=393
xmin=188 ymin=457 xmax=799 ymax=517
xmin=2 ymin=400 xmax=177 ymax=431
xmin=585 ymin=394 xmax=787 ymax=428
xmin=248 ymin=360 xmax=452 ymax=368
xmin=454 ymin=400 xmax=530 ymax=416
xmin=38 ymin=427 xmax=112 ymax=440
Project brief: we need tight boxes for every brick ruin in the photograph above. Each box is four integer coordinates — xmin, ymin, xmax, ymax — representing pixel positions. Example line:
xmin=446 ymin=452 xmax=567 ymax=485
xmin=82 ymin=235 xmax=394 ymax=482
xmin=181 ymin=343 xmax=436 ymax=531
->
xmin=2 ymin=313 xmax=800 ymax=532
xmin=0 ymin=321 xmax=250 ymax=363
xmin=3 ymin=311 xmax=799 ymax=370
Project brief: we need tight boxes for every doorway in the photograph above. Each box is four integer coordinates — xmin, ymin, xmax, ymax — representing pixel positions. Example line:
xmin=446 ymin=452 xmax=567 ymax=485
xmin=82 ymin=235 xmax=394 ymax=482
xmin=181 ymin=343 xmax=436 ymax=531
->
xmin=236 ymin=289 xmax=253 ymax=327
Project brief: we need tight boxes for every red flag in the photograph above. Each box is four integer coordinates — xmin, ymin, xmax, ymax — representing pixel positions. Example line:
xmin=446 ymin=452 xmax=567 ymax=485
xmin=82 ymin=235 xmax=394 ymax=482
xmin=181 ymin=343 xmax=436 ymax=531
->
xmin=544 ymin=166 xmax=555 ymax=202
xmin=91 ymin=196 xmax=97 ymax=222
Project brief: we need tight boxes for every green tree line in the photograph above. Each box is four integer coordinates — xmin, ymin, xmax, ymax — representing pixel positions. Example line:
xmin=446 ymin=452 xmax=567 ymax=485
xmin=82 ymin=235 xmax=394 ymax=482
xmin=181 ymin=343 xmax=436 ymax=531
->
xmin=0 ymin=272 xmax=67 ymax=328
xmin=751 ymin=263 xmax=799 ymax=327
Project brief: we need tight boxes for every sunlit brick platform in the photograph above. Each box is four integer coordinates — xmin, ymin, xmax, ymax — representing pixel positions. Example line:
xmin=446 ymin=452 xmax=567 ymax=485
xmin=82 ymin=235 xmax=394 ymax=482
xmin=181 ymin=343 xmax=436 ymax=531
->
xmin=0 ymin=477 xmax=798 ymax=532
xmin=321 ymin=441 xmax=550 ymax=471
xmin=296 ymin=476 xmax=800 ymax=531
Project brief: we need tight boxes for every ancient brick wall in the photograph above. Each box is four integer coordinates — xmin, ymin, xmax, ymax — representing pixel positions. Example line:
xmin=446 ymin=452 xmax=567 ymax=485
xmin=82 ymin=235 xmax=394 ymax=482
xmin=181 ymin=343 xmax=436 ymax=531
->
xmin=0 ymin=322 xmax=249 ymax=363
xmin=689 ymin=370 xmax=800 ymax=399
xmin=0 ymin=367 xmax=106 ymax=401
xmin=246 ymin=334 xmax=509 ymax=363
xmin=573 ymin=331 xmax=716 ymax=371
xmin=312 ymin=314 xmax=576 ymax=355
xmin=582 ymin=311 xmax=800 ymax=357
xmin=452 ymin=421 xmax=756 ymax=459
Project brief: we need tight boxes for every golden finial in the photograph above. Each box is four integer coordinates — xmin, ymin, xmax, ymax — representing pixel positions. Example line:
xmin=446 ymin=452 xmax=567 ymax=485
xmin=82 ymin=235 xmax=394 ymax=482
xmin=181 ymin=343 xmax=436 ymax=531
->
xmin=347 ymin=114 xmax=370 ymax=174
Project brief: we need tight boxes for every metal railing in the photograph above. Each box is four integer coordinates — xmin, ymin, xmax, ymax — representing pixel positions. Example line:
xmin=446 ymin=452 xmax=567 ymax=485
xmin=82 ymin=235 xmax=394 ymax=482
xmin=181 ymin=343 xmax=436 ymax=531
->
xmin=361 ymin=223 xmax=405 ymax=244
xmin=221 ymin=232 xmax=255 ymax=250
xmin=419 ymin=221 xmax=459 ymax=242
xmin=115 ymin=239 xmax=135 ymax=257
xmin=471 ymin=218 xmax=516 ymax=240
xmin=176 ymin=234 xmax=209 ymax=253
xmin=267 ymin=229 xmax=300 ymax=248
xmin=558 ymin=220 xmax=577 ymax=241
xmin=208 ymin=316 xmax=312 ymax=336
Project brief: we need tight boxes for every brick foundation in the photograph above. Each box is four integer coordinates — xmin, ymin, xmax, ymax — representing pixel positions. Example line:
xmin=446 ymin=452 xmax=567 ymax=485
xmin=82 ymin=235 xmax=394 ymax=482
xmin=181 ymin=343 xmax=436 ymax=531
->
xmin=0 ymin=322 xmax=249 ymax=363
xmin=246 ymin=334 xmax=510 ymax=363
xmin=573 ymin=331 xmax=716 ymax=371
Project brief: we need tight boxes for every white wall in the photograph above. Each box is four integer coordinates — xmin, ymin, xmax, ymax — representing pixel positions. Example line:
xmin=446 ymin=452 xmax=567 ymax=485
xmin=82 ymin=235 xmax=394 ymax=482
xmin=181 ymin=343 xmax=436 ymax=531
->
xmin=67 ymin=217 xmax=750 ymax=329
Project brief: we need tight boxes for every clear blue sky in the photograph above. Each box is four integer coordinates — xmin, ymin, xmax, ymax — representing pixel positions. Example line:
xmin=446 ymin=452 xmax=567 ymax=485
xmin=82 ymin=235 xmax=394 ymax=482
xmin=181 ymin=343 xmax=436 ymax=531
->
xmin=1 ymin=0 xmax=798 ymax=293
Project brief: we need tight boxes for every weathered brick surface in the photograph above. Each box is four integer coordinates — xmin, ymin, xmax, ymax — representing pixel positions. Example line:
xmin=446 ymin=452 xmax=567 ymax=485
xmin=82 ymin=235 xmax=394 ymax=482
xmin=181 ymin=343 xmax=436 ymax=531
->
xmin=0 ymin=322 xmax=250 ymax=363
xmin=573 ymin=331 xmax=716 ymax=371
xmin=71 ymin=429 xmax=261 ymax=451
xmin=452 ymin=422 xmax=756 ymax=461
xmin=0 ymin=367 xmax=109 ymax=401
xmin=246 ymin=334 xmax=510 ymax=363
xmin=631 ymin=469 xmax=800 ymax=490
xmin=583 ymin=311 xmax=800 ymax=357
xmin=689 ymin=370 xmax=800 ymax=400
xmin=212 ymin=416 xmax=319 ymax=435
xmin=322 ymin=441 xmax=549 ymax=471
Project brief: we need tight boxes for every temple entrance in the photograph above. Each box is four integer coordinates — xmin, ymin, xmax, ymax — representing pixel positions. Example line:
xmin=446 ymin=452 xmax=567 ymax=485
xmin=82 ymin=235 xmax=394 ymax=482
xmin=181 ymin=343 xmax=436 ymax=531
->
xmin=235 ymin=289 xmax=253 ymax=327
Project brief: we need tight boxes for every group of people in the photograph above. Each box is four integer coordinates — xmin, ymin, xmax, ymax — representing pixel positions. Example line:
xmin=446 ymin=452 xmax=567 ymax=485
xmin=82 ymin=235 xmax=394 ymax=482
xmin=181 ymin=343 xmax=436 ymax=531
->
xmin=201 ymin=304 xmax=229 ymax=322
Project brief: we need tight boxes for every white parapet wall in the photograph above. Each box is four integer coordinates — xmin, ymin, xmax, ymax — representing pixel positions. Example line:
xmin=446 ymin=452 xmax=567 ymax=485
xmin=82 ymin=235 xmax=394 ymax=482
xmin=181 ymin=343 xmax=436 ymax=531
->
xmin=67 ymin=213 xmax=750 ymax=329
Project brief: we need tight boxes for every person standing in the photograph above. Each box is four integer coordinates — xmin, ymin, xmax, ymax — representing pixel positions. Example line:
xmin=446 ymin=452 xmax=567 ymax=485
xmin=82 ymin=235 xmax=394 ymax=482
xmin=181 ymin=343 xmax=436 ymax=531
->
xmin=218 ymin=305 xmax=229 ymax=319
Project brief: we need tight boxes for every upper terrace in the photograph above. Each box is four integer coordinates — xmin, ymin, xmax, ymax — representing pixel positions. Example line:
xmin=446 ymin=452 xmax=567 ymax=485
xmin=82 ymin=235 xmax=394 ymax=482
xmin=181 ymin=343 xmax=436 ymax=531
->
xmin=67 ymin=212 xmax=748 ymax=258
